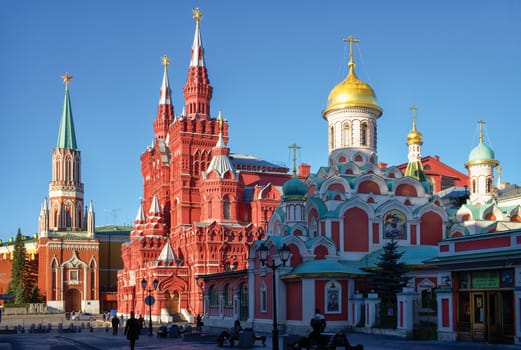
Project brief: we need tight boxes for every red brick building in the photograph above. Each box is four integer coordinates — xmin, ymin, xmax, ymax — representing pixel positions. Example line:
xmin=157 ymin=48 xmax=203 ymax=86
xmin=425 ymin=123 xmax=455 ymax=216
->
xmin=116 ymin=9 xmax=303 ymax=322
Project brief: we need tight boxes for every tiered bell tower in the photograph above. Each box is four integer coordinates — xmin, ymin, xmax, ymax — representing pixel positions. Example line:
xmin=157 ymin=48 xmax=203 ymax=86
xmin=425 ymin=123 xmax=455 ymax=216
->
xmin=46 ymin=73 xmax=87 ymax=234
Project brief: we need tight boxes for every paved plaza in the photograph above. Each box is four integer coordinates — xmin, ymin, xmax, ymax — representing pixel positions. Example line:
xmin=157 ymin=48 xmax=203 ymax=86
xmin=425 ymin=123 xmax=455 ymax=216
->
xmin=0 ymin=327 xmax=519 ymax=350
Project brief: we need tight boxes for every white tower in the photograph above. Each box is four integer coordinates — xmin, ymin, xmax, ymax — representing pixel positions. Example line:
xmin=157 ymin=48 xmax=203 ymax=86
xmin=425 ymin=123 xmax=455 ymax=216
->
xmin=322 ymin=36 xmax=383 ymax=168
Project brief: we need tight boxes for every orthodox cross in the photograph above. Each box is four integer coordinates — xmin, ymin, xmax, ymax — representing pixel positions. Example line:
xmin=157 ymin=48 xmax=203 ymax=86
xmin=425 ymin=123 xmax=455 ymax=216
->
xmin=343 ymin=35 xmax=360 ymax=64
xmin=410 ymin=105 xmax=418 ymax=130
xmin=61 ymin=72 xmax=72 ymax=90
xmin=288 ymin=143 xmax=301 ymax=177
xmin=478 ymin=119 xmax=485 ymax=143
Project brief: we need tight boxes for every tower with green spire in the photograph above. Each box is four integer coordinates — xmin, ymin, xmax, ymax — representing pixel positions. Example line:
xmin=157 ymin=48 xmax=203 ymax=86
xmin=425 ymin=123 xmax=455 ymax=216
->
xmin=45 ymin=73 xmax=87 ymax=234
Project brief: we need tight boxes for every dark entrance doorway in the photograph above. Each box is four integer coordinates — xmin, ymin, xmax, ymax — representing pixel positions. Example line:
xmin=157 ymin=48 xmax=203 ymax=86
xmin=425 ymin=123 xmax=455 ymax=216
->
xmin=65 ymin=289 xmax=81 ymax=312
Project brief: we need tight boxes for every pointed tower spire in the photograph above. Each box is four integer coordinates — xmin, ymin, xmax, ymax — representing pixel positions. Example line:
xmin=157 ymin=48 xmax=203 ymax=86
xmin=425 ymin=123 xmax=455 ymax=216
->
xmin=190 ymin=8 xmax=205 ymax=67
xmin=149 ymin=195 xmax=161 ymax=215
xmin=183 ymin=8 xmax=213 ymax=120
xmin=87 ymin=200 xmax=95 ymax=236
xmin=203 ymin=111 xmax=236 ymax=179
xmin=154 ymin=55 xmax=175 ymax=140
xmin=159 ymin=55 xmax=172 ymax=105
xmin=135 ymin=202 xmax=146 ymax=222
xmin=57 ymin=73 xmax=78 ymax=149
xmin=48 ymin=73 xmax=85 ymax=232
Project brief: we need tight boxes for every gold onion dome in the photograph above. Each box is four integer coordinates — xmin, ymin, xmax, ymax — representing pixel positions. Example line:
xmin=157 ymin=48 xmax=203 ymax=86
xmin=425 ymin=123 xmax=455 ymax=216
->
xmin=407 ymin=107 xmax=423 ymax=145
xmin=323 ymin=59 xmax=382 ymax=117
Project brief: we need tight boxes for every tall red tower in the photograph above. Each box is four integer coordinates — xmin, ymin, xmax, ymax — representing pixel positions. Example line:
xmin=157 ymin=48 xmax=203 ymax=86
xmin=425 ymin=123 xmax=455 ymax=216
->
xmin=118 ymin=8 xmax=293 ymax=321
xmin=37 ymin=74 xmax=99 ymax=314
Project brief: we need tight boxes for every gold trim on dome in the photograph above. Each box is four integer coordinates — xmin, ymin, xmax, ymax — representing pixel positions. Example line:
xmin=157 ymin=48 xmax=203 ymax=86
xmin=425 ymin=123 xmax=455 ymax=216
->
xmin=464 ymin=159 xmax=499 ymax=167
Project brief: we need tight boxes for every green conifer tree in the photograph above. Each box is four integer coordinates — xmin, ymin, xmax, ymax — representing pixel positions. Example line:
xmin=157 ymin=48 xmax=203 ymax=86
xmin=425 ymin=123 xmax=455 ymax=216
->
xmin=6 ymin=229 xmax=31 ymax=304
xmin=369 ymin=239 xmax=410 ymax=328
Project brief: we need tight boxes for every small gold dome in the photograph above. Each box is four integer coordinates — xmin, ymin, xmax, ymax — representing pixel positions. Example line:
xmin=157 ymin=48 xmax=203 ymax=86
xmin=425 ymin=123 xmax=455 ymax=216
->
xmin=323 ymin=62 xmax=382 ymax=117
xmin=407 ymin=129 xmax=423 ymax=145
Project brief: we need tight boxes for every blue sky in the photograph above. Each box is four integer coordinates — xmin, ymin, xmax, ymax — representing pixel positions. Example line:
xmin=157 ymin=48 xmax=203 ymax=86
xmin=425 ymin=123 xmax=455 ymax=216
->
xmin=1 ymin=1 xmax=520 ymax=242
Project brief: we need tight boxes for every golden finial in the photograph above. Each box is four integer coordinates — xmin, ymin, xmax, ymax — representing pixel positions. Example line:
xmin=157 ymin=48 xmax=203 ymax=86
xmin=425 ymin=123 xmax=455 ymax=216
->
xmin=217 ymin=111 xmax=223 ymax=134
xmin=161 ymin=55 xmax=170 ymax=68
xmin=343 ymin=35 xmax=360 ymax=67
xmin=288 ymin=143 xmax=301 ymax=177
xmin=478 ymin=119 xmax=485 ymax=144
xmin=193 ymin=8 xmax=203 ymax=24
xmin=61 ymin=72 xmax=72 ymax=90
xmin=410 ymin=105 xmax=418 ymax=130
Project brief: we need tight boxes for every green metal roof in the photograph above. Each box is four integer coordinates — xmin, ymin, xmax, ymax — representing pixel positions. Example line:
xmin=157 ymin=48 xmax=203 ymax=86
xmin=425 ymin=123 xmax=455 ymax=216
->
xmin=56 ymin=89 xmax=78 ymax=149
xmin=282 ymin=258 xmax=372 ymax=279
xmin=357 ymin=245 xmax=439 ymax=269
xmin=404 ymin=161 xmax=426 ymax=182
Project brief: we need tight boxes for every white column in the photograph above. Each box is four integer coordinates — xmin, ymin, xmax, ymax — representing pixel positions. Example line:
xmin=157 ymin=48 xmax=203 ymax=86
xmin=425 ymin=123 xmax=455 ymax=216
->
xmin=350 ymin=290 xmax=363 ymax=327
xmin=364 ymin=292 xmax=380 ymax=328
xmin=396 ymin=287 xmax=418 ymax=337
xmin=436 ymin=288 xmax=457 ymax=341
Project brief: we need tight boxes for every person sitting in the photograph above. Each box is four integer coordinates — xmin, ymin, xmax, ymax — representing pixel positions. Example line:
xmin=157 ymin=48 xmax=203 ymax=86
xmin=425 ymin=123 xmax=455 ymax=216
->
xmin=217 ymin=319 xmax=242 ymax=347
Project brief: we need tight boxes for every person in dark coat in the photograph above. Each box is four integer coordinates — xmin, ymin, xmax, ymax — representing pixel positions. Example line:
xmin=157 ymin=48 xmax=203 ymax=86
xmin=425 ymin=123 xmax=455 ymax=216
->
xmin=124 ymin=311 xmax=140 ymax=350
xmin=111 ymin=315 xmax=120 ymax=335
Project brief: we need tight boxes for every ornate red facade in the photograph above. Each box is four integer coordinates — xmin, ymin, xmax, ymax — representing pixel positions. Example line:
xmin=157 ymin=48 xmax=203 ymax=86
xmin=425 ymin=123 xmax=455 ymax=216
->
xmin=117 ymin=9 xmax=298 ymax=321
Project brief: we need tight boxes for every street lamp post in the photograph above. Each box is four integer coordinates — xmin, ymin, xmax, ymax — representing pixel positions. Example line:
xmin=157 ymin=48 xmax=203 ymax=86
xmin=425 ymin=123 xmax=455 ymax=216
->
xmin=258 ymin=242 xmax=290 ymax=350
xmin=141 ymin=278 xmax=159 ymax=336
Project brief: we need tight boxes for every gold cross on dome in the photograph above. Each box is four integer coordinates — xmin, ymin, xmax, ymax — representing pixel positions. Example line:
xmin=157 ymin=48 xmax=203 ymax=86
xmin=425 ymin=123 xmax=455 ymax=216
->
xmin=478 ymin=119 xmax=485 ymax=143
xmin=410 ymin=105 xmax=418 ymax=129
xmin=343 ymin=35 xmax=360 ymax=64
xmin=193 ymin=8 xmax=203 ymax=23
xmin=288 ymin=143 xmax=301 ymax=177
xmin=61 ymin=72 xmax=72 ymax=89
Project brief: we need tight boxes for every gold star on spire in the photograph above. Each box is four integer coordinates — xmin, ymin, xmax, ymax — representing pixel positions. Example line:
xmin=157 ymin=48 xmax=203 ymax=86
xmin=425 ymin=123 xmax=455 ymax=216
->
xmin=61 ymin=72 xmax=72 ymax=90
xmin=161 ymin=55 xmax=170 ymax=68
xmin=193 ymin=8 xmax=203 ymax=24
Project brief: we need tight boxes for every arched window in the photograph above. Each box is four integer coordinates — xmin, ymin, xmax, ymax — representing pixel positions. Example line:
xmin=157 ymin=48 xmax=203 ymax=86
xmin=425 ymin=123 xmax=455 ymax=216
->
xmin=90 ymin=260 xmax=96 ymax=300
xmin=486 ymin=177 xmax=493 ymax=193
xmin=472 ymin=179 xmax=477 ymax=194
xmin=361 ymin=122 xmax=368 ymax=146
xmin=223 ymin=197 xmax=231 ymax=219
xmin=65 ymin=207 xmax=72 ymax=228
xmin=209 ymin=285 xmax=219 ymax=307
xmin=51 ymin=259 xmax=58 ymax=300
xmin=225 ymin=284 xmax=233 ymax=306
xmin=330 ymin=126 xmax=335 ymax=148
xmin=325 ymin=280 xmax=341 ymax=314
xmin=342 ymin=123 xmax=350 ymax=147
xmin=260 ymin=282 xmax=267 ymax=312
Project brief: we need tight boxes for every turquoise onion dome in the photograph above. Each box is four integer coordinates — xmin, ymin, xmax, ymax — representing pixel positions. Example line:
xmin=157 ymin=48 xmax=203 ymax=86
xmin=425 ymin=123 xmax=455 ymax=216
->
xmin=464 ymin=121 xmax=499 ymax=168
xmin=468 ymin=143 xmax=495 ymax=163
xmin=283 ymin=177 xmax=307 ymax=201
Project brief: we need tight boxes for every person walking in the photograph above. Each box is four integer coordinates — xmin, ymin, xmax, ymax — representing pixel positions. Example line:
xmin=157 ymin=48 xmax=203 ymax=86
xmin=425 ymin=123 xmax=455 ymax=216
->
xmin=124 ymin=311 xmax=140 ymax=350
xmin=196 ymin=313 xmax=203 ymax=333
xmin=111 ymin=315 xmax=120 ymax=335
